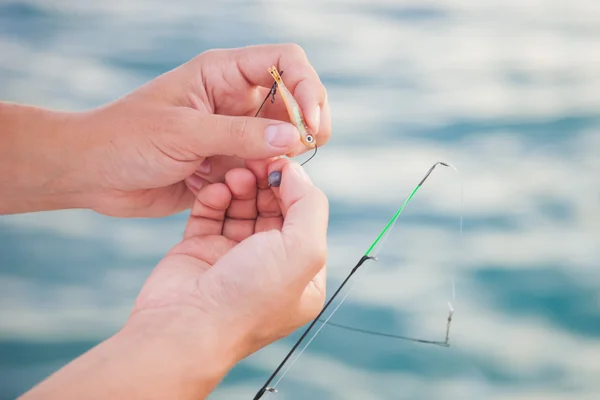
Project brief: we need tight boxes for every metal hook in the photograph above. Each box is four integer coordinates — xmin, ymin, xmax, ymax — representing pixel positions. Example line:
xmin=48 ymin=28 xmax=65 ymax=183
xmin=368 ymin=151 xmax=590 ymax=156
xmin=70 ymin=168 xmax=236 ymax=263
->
xmin=300 ymin=145 xmax=318 ymax=167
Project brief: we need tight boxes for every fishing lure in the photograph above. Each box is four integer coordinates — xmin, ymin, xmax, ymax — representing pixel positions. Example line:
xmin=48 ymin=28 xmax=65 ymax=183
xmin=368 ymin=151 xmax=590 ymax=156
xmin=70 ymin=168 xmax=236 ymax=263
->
xmin=252 ymin=161 xmax=463 ymax=399
xmin=267 ymin=66 xmax=317 ymax=149
xmin=254 ymin=67 xmax=319 ymax=187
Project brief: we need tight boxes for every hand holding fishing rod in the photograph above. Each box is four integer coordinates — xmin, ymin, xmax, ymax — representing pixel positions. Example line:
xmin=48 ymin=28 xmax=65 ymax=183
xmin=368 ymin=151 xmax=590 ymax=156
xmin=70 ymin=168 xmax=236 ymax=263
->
xmin=0 ymin=43 xmax=330 ymax=217
xmin=20 ymin=158 xmax=329 ymax=399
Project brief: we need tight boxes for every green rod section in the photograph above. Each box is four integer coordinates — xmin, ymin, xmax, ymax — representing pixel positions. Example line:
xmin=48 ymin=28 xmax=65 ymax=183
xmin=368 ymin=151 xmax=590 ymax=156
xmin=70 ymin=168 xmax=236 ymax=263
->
xmin=364 ymin=185 xmax=421 ymax=257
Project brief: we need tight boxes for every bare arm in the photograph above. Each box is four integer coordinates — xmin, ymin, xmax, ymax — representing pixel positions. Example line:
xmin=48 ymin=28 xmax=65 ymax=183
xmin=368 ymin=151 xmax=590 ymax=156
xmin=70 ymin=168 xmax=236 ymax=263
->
xmin=20 ymin=308 xmax=239 ymax=400
xmin=0 ymin=102 xmax=86 ymax=214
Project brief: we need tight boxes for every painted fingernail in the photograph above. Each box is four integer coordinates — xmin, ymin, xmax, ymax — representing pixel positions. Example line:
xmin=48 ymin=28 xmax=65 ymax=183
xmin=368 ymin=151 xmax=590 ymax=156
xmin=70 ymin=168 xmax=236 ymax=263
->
xmin=268 ymin=171 xmax=282 ymax=187
xmin=187 ymin=173 xmax=207 ymax=192
xmin=266 ymin=123 xmax=299 ymax=148
xmin=289 ymin=162 xmax=311 ymax=183
xmin=197 ymin=159 xmax=211 ymax=175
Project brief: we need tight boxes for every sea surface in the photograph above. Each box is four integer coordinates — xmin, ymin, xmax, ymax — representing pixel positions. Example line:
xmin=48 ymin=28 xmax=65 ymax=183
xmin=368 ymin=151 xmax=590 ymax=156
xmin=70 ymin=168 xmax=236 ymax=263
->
xmin=1 ymin=1 xmax=600 ymax=399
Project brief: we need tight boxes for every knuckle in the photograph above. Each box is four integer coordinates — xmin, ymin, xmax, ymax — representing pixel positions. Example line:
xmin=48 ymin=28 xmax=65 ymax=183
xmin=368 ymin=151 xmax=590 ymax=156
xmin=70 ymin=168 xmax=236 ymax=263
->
xmin=285 ymin=42 xmax=307 ymax=59
xmin=198 ymin=48 xmax=222 ymax=60
xmin=310 ymin=243 xmax=328 ymax=268
xmin=227 ymin=117 xmax=249 ymax=142
xmin=320 ymin=83 xmax=328 ymax=101
xmin=304 ymin=237 xmax=327 ymax=270
xmin=302 ymin=303 xmax=323 ymax=325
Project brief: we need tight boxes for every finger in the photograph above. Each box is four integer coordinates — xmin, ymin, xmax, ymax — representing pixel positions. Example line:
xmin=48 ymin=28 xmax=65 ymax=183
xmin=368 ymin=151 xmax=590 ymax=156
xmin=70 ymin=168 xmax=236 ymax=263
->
xmin=255 ymin=214 xmax=283 ymax=233
xmin=184 ymin=183 xmax=231 ymax=239
xmin=199 ymin=44 xmax=330 ymax=147
xmin=169 ymin=235 xmax=238 ymax=267
xmin=246 ymin=159 xmax=284 ymax=232
xmin=259 ymin=92 xmax=331 ymax=156
xmin=131 ymin=181 xmax=196 ymax=217
xmin=234 ymin=44 xmax=328 ymax=135
xmin=315 ymin=99 xmax=331 ymax=147
xmin=222 ymin=168 xmax=257 ymax=242
xmin=193 ymin=155 xmax=245 ymax=184
xmin=270 ymin=161 xmax=329 ymax=281
xmin=244 ymin=159 xmax=273 ymax=189
xmin=190 ymin=112 xmax=307 ymax=159
xmin=185 ymin=173 xmax=211 ymax=196
xmin=263 ymin=158 xmax=290 ymax=213
xmin=279 ymin=72 xmax=330 ymax=148
xmin=255 ymin=89 xmax=330 ymax=149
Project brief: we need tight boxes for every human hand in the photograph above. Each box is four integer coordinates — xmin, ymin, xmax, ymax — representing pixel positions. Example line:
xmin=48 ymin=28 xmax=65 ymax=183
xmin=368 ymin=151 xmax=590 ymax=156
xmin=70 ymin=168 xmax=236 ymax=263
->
xmin=131 ymin=157 xmax=328 ymax=365
xmin=17 ymin=158 xmax=328 ymax=400
xmin=62 ymin=44 xmax=330 ymax=217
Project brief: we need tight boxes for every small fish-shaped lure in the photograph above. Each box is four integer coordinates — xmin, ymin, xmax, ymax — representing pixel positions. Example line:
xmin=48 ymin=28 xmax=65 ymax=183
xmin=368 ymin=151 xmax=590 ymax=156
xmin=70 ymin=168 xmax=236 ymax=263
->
xmin=267 ymin=66 xmax=317 ymax=149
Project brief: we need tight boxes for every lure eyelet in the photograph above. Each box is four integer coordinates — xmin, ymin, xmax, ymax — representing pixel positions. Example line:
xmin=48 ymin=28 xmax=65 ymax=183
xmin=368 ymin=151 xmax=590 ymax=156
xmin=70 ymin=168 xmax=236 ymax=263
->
xmin=306 ymin=135 xmax=314 ymax=143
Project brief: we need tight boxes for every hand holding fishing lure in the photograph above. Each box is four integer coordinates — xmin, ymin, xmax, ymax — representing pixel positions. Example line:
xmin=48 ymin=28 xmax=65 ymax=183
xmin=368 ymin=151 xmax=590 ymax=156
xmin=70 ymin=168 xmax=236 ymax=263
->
xmin=254 ymin=66 xmax=320 ymax=188
xmin=0 ymin=43 xmax=330 ymax=217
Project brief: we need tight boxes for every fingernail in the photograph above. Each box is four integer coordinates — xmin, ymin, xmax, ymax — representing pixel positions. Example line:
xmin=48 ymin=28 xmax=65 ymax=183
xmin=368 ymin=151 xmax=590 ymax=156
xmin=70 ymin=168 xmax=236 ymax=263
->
xmin=197 ymin=159 xmax=211 ymax=175
xmin=268 ymin=171 xmax=282 ymax=187
xmin=266 ymin=123 xmax=299 ymax=148
xmin=187 ymin=173 xmax=207 ymax=192
xmin=289 ymin=162 xmax=311 ymax=183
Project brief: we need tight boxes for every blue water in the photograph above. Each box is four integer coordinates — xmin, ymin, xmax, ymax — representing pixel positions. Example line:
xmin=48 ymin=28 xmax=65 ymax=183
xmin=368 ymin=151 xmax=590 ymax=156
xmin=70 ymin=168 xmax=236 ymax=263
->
xmin=2 ymin=1 xmax=600 ymax=399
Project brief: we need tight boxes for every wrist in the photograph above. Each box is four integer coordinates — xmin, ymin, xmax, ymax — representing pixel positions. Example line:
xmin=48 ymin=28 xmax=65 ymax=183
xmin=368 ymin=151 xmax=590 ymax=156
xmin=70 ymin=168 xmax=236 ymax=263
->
xmin=123 ymin=306 xmax=243 ymax=397
xmin=0 ymin=102 xmax=88 ymax=214
xmin=21 ymin=306 xmax=242 ymax=400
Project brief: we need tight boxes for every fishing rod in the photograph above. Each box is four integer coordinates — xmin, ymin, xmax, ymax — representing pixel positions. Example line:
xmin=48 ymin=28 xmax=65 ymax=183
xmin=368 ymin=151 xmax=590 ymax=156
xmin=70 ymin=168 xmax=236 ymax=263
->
xmin=253 ymin=161 xmax=462 ymax=398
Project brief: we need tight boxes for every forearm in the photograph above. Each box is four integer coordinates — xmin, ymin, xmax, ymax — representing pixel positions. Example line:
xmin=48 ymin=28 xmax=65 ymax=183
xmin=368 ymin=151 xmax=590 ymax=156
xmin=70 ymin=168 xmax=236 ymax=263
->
xmin=20 ymin=309 xmax=238 ymax=400
xmin=0 ymin=102 xmax=86 ymax=214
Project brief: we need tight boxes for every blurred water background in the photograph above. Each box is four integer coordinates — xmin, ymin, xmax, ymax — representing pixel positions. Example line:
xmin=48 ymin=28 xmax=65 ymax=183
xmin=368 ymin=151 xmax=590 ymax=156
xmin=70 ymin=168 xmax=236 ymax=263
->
xmin=1 ymin=0 xmax=600 ymax=399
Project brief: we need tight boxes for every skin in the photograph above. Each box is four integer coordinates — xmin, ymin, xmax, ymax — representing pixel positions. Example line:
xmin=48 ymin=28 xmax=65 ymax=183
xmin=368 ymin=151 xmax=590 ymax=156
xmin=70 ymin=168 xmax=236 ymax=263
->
xmin=0 ymin=43 xmax=331 ymax=398
xmin=0 ymin=43 xmax=331 ymax=217
xmin=20 ymin=159 xmax=328 ymax=400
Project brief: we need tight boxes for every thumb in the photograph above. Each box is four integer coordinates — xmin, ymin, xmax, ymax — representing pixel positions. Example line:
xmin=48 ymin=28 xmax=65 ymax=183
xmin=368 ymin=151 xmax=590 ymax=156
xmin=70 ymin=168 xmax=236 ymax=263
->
xmin=193 ymin=113 xmax=304 ymax=159
xmin=271 ymin=161 xmax=329 ymax=283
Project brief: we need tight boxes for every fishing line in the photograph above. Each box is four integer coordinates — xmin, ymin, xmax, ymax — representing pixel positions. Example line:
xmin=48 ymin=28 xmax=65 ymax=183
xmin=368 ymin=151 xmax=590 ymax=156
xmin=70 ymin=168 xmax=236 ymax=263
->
xmin=266 ymin=275 xmax=364 ymax=393
xmin=322 ymin=320 xmax=450 ymax=347
xmin=253 ymin=161 xmax=463 ymax=399
xmin=315 ymin=162 xmax=463 ymax=346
